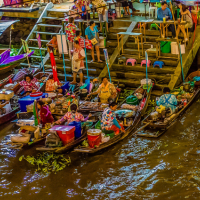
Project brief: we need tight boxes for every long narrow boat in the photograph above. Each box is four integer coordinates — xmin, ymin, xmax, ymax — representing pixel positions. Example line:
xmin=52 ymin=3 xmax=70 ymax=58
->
xmin=36 ymin=127 xmax=88 ymax=153
xmin=0 ymin=49 xmax=34 ymax=74
xmin=0 ymin=107 xmax=20 ymax=125
xmin=73 ymin=85 xmax=152 ymax=154
xmin=136 ymin=86 xmax=200 ymax=138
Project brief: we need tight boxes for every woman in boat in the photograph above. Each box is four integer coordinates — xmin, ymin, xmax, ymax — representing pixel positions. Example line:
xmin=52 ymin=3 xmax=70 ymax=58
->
xmin=87 ymin=77 xmax=117 ymax=103
xmin=55 ymin=104 xmax=91 ymax=125
xmin=101 ymin=102 xmax=124 ymax=135
xmin=45 ymin=74 xmax=57 ymax=92
xmin=157 ymin=87 xmax=177 ymax=113
xmin=19 ymin=74 xmax=39 ymax=95
xmin=37 ymin=100 xmax=54 ymax=128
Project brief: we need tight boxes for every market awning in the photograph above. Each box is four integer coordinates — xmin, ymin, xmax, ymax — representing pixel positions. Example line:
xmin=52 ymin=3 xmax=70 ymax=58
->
xmin=0 ymin=20 xmax=19 ymax=36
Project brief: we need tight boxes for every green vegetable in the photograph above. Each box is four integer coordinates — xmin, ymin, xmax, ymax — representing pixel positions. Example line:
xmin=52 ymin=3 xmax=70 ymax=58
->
xmin=19 ymin=153 xmax=71 ymax=173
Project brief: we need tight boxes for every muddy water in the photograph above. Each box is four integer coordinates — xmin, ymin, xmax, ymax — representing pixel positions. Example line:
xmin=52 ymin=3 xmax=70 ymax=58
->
xmin=0 ymin=102 xmax=200 ymax=200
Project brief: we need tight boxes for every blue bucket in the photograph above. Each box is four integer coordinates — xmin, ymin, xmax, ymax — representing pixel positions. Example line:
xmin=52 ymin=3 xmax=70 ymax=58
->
xmin=85 ymin=78 xmax=90 ymax=92
xmin=61 ymin=82 xmax=70 ymax=94
xmin=68 ymin=121 xmax=82 ymax=139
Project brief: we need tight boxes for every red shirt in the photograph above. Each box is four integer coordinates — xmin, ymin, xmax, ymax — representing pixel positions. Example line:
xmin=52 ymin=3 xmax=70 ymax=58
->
xmin=39 ymin=105 xmax=54 ymax=126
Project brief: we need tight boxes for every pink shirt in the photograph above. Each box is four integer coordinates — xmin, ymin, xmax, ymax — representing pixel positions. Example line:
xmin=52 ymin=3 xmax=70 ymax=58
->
xmin=61 ymin=112 xmax=85 ymax=123
xmin=19 ymin=77 xmax=39 ymax=92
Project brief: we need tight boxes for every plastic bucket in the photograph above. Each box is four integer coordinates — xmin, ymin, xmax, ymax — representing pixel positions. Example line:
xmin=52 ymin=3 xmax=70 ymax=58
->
xmin=68 ymin=121 xmax=82 ymax=139
xmin=87 ymin=129 xmax=101 ymax=148
xmin=160 ymin=41 xmax=171 ymax=53
xmin=87 ymin=134 xmax=101 ymax=148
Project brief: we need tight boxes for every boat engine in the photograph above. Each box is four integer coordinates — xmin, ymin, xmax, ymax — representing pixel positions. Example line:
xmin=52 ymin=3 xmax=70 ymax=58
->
xmin=45 ymin=132 xmax=61 ymax=147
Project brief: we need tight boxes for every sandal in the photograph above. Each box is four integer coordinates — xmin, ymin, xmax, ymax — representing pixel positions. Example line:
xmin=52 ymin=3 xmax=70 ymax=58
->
xmin=70 ymin=81 xmax=77 ymax=85
xmin=90 ymin=60 xmax=95 ymax=63
xmin=98 ymin=60 xmax=103 ymax=63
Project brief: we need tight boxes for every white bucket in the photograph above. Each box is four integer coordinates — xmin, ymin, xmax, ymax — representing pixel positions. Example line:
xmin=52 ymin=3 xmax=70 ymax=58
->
xmin=99 ymin=36 xmax=106 ymax=48
xmin=141 ymin=79 xmax=152 ymax=86
xmin=171 ymin=42 xmax=185 ymax=55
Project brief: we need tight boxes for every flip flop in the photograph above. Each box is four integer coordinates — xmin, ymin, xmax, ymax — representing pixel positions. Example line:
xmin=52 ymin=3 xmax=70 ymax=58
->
xmin=98 ymin=60 xmax=103 ymax=63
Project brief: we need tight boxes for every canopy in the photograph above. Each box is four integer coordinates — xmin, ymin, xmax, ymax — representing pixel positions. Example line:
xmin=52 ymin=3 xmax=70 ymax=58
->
xmin=0 ymin=20 xmax=19 ymax=36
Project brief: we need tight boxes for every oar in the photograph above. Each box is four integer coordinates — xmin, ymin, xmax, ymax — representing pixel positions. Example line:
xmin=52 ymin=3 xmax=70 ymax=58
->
xmin=80 ymin=39 xmax=90 ymax=90
xmin=179 ymin=43 xmax=185 ymax=83
xmin=145 ymin=51 xmax=149 ymax=92
xmin=104 ymin=49 xmax=111 ymax=82
xmin=36 ymin=33 xmax=45 ymax=73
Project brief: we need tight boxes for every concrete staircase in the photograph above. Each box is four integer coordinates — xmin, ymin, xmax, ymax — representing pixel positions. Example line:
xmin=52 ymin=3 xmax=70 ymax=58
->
xmin=102 ymin=18 xmax=193 ymax=95
xmin=17 ymin=3 xmax=114 ymax=82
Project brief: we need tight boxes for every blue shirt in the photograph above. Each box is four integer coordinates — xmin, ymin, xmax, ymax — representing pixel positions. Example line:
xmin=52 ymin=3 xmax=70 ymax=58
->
xmin=85 ymin=26 xmax=98 ymax=40
xmin=157 ymin=94 xmax=177 ymax=113
xmin=157 ymin=7 xmax=172 ymax=20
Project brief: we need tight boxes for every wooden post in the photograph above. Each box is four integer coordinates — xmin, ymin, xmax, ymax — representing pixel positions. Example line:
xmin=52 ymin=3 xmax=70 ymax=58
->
xmin=122 ymin=34 xmax=124 ymax=54
xmin=137 ymin=36 xmax=140 ymax=58
xmin=141 ymin=35 xmax=144 ymax=56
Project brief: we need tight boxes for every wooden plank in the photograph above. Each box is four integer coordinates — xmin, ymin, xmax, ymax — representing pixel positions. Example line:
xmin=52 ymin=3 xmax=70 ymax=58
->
xmin=169 ymin=26 xmax=200 ymax=89
xmin=99 ymin=21 xmax=137 ymax=79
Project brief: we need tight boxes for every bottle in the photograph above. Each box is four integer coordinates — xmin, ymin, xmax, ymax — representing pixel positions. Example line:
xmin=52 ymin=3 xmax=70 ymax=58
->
xmin=140 ymin=98 xmax=146 ymax=110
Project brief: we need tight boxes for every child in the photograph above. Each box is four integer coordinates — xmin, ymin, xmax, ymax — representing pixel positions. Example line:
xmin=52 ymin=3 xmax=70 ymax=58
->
xmin=46 ymin=35 xmax=61 ymax=59
xmin=74 ymin=29 xmax=82 ymax=42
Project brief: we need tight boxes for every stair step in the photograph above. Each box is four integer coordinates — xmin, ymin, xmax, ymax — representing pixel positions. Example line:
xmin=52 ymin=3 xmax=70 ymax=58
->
xmin=114 ymin=56 xmax=178 ymax=66
xmin=109 ymin=27 xmax=128 ymax=33
xmin=110 ymin=71 xmax=171 ymax=83
xmin=112 ymin=64 xmax=175 ymax=74
xmin=31 ymin=55 xmax=45 ymax=59
xmin=45 ymin=65 xmax=100 ymax=75
xmin=42 ymin=16 xmax=64 ymax=20
xmin=20 ymin=63 xmax=41 ymax=68
xmin=29 ymin=39 xmax=49 ymax=43
xmin=57 ymin=73 xmax=96 ymax=81
xmin=33 ymin=31 xmax=59 ymax=35
xmin=37 ymin=23 xmax=62 ymax=28
xmin=29 ymin=47 xmax=47 ymax=51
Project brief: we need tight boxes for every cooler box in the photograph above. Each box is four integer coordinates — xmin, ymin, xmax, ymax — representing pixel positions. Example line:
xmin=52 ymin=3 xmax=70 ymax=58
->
xmin=49 ymin=125 xmax=75 ymax=145
xmin=18 ymin=93 xmax=48 ymax=112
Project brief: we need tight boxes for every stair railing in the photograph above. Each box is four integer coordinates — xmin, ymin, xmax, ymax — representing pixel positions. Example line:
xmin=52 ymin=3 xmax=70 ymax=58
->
xmin=17 ymin=2 xmax=54 ymax=55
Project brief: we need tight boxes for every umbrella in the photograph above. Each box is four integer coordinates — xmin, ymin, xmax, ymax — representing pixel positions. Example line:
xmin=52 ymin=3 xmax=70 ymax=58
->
xmin=50 ymin=51 xmax=60 ymax=85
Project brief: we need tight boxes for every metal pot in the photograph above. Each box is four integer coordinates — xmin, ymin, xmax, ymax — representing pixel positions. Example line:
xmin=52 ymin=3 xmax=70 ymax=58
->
xmin=42 ymin=98 xmax=52 ymax=104
xmin=183 ymin=82 xmax=190 ymax=92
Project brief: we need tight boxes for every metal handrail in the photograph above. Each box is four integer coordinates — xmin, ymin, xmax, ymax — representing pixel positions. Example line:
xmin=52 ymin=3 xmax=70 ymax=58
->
xmin=17 ymin=2 xmax=54 ymax=55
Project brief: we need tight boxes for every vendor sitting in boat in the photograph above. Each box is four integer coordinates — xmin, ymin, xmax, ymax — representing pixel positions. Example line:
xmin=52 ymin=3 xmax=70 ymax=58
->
xmin=19 ymin=74 xmax=39 ymax=95
xmin=45 ymin=74 xmax=57 ymax=92
xmin=37 ymin=100 xmax=54 ymax=128
xmin=55 ymin=104 xmax=91 ymax=125
xmin=157 ymin=87 xmax=177 ymax=115
xmin=87 ymin=77 xmax=117 ymax=103
xmin=101 ymin=102 xmax=124 ymax=135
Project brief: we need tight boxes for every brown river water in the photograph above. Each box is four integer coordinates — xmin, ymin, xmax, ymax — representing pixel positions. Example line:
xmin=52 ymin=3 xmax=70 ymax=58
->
xmin=0 ymin=100 xmax=200 ymax=200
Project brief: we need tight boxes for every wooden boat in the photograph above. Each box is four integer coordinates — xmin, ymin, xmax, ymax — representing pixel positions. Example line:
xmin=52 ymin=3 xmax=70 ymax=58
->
xmin=7 ymin=129 xmax=49 ymax=150
xmin=136 ymin=87 xmax=200 ymax=138
xmin=36 ymin=127 xmax=88 ymax=153
xmin=0 ymin=49 xmax=34 ymax=74
xmin=0 ymin=107 xmax=20 ymax=125
xmin=14 ymin=71 xmax=52 ymax=95
xmin=73 ymin=85 xmax=152 ymax=154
